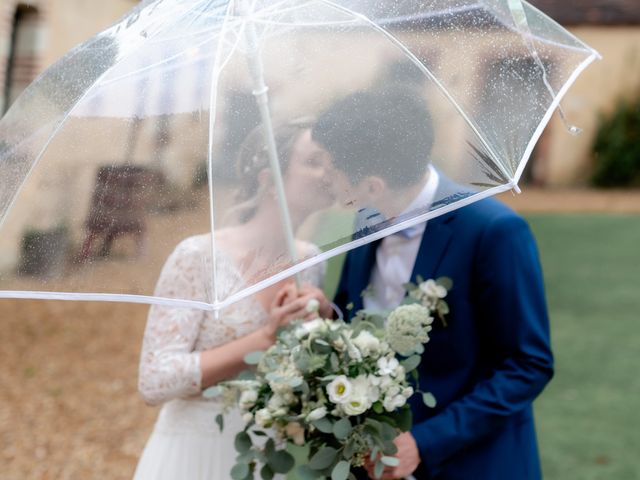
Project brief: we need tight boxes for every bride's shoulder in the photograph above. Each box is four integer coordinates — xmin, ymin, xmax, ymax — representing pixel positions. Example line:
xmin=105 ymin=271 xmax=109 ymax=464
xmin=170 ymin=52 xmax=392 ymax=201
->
xmin=295 ymin=239 xmax=322 ymax=258
xmin=172 ymin=233 xmax=211 ymax=256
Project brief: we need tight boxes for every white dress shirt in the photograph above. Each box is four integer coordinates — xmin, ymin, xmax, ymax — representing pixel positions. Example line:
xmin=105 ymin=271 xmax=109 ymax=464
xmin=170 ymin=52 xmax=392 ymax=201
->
xmin=364 ymin=166 xmax=439 ymax=312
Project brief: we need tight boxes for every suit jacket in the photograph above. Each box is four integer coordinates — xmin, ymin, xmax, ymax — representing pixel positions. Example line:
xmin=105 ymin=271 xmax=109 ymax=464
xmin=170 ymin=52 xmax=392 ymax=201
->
xmin=334 ymin=196 xmax=553 ymax=480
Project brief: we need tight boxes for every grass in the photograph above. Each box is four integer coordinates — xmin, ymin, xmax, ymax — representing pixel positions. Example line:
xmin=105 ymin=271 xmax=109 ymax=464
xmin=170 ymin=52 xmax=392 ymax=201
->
xmin=317 ymin=213 xmax=640 ymax=479
xmin=527 ymin=214 xmax=640 ymax=480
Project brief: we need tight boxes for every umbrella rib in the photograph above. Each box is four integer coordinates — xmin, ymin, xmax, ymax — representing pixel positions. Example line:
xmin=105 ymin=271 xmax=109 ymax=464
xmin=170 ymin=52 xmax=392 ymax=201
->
xmin=22 ymin=0 xmax=214 ymax=171
xmin=206 ymin=0 xmax=246 ymax=308
xmin=321 ymin=0 xmax=513 ymax=183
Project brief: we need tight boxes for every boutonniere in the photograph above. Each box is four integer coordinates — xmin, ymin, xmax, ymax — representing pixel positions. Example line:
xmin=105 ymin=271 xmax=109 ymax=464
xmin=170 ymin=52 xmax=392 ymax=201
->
xmin=403 ymin=276 xmax=452 ymax=327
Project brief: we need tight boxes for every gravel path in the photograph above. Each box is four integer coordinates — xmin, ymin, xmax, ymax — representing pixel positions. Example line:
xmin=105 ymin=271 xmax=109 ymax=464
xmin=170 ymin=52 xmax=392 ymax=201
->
xmin=1 ymin=188 xmax=638 ymax=479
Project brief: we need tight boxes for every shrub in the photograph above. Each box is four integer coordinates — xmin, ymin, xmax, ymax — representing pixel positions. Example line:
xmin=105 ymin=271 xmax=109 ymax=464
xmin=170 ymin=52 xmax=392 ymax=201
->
xmin=591 ymin=93 xmax=640 ymax=187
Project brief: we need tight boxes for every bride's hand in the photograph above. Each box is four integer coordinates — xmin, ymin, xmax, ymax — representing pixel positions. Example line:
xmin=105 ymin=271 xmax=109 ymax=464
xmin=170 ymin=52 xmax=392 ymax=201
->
xmin=264 ymin=284 xmax=315 ymax=338
xmin=297 ymin=284 xmax=334 ymax=319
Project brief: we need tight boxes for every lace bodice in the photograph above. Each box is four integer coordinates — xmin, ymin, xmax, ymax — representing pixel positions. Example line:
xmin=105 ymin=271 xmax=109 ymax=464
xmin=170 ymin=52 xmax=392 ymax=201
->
xmin=138 ymin=234 xmax=325 ymax=405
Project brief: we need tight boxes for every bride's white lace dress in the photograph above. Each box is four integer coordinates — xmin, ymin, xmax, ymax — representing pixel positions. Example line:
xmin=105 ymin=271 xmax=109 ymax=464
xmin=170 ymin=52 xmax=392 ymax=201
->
xmin=133 ymin=234 xmax=324 ymax=479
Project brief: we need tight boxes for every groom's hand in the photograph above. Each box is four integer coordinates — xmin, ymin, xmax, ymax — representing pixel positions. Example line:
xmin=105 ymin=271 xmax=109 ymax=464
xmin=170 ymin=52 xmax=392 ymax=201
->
xmin=364 ymin=432 xmax=421 ymax=479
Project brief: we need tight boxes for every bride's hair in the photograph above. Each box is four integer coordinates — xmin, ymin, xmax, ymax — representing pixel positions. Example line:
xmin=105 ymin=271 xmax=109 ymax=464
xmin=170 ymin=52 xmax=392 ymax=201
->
xmin=229 ymin=118 xmax=314 ymax=224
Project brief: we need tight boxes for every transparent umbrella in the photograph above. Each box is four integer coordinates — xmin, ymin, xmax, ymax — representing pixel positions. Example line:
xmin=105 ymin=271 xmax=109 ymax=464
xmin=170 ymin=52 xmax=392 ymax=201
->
xmin=0 ymin=0 xmax=598 ymax=311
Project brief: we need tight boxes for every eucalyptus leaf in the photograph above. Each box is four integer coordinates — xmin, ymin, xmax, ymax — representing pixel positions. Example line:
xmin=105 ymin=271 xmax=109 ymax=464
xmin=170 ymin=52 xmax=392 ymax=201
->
xmin=401 ymin=355 xmax=421 ymax=372
xmin=215 ymin=413 xmax=224 ymax=432
xmin=267 ymin=449 xmax=295 ymax=474
xmin=235 ymin=431 xmax=252 ymax=453
xmin=202 ymin=385 xmax=224 ymax=398
xmin=296 ymin=465 xmax=323 ymax=480
xmin=395 ymin=406 xmax=413 ymax=432
xmin=380 ymin=422 xmax=397 ymax=442
xmin=331 ymin=460 xmax=351 ymax=480
xmin=330 ymin=353 xmax=339 ymax=370
xmin=436 ymin=276 xmax=453 ymax=290
xmin=244 ymin=351 xmax=264 ymax=365
xmin=288 ymin=376 xmax=303 ymax=387
xmin=312 ymin=417 xmax=334 ymax=434
xmin=231 ymin=462 xmax=250 ymax=480
xmin=237 ymin=369 xmax=257 ymax=380
xmin=343 ymin=440 xmax=355 ymax=459
xmin=422 ymin=392 xmax=437 ymax=408
xmin=260 ymin=464 xmax=274 ymax=480
xmin=381 ymin=456 xmax=400 ymax=467
xmin=374 ymin=460 xmax=384 ymax=479
xmin=333 ymin=418 xmax=352 ymax=440
xmin=382 ymin=441 xmax=398 ymax=456
xmin=309 ymin=446 xmax=338 ymax=470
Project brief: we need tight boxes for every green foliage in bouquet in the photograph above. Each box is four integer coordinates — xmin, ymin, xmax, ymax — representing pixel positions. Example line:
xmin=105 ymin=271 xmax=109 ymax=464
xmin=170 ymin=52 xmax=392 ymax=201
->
xmin=207 ymin=278 xmax=451 ymax=479
xmin=591 ymin=93 xmax=640 ymax=187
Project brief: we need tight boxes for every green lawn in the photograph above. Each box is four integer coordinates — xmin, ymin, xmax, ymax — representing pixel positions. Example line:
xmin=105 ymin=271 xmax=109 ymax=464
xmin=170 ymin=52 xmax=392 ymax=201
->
xmin=527 ymin=214 xmax=640 ymax=480
xmin=319 ymin=213 xmax=640 ymax=479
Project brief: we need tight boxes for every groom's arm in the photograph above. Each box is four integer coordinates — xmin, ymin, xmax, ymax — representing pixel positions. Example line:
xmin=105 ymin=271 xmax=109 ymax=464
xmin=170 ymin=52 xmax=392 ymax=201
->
xmin=411 ymin=214 xmax=554 ymax=477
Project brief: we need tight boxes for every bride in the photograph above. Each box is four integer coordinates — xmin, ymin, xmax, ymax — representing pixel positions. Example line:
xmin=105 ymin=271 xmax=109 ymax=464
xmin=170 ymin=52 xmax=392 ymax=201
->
xmin=133 ymin=121 xmax=335 ymax=479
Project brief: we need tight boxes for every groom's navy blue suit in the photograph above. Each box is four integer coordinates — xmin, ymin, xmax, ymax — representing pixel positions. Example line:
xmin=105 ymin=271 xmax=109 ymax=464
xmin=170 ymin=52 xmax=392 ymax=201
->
xmin=334 ymin=197 xmax=553 ymax=480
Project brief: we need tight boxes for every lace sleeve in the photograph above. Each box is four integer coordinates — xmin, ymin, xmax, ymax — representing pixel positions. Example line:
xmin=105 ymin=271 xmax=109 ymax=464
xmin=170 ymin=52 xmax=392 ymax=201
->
xmin=299 ymin=242 xmax=326 ymax=289
xmin=138 ymin=238 xmax=206 ymax=405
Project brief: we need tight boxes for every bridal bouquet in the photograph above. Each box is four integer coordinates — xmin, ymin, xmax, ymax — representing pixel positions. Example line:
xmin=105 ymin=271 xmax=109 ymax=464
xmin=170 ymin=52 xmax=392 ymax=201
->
xmin=209 ymin=278 xmax=450 ymax=480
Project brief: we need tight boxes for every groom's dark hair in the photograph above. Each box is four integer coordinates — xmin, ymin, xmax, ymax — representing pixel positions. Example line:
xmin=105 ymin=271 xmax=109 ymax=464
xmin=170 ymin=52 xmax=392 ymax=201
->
xmin=312 ymin=87 xmax=434 ymax=188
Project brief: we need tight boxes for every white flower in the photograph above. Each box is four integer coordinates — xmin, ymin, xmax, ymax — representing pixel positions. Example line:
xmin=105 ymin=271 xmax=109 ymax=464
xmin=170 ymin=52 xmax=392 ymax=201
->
xmin=386 ymin=304 xmax=433 ymax=356
xmin=295 ymin=318 xmax=325 ymax=338
xmin=255 ymin=409 xmax=272 ymax=427
xmin=420 ymin=279 xmax=447 ymax=299
xmin=342 ymin=395 xmax=370 ymax=415
xmin=285 ymin=422 xmax=306 ymax=446
xmin=306 ymin=298 xmax=320 ymax=313
xmin=327 ymin=375 xmax=353 ymax=404
xmin=352 ymin=330 xmax=381 ymax=357
xmin=383 ymin=394 xmax=407 ymax=412
xmin=346 ymin=339 xmax=362 ymax=361
xmin=242 ymin=412 xmax=253 ymax=423
xmin=402 ymin=387 xmax=414 ymax=398
xmin=239 ymin=389 xmax=258 ymax=410
xmin=306 ymin=406 xmax=328 ymax=422
xmin=339 ymin=375 xmax=379 ymax=416
xmin=332 ymin=337 xmax=347 ymax=352
xmin=377 ymin=357 xmax=400 ymax=376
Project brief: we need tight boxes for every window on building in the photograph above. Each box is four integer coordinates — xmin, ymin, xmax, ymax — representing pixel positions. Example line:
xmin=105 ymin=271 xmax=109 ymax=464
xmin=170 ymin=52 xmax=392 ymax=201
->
xmin=4 ymin=5 xmax=40 ymax=113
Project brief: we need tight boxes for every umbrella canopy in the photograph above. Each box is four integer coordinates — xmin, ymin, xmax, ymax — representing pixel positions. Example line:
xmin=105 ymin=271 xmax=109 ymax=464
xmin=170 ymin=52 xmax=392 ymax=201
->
xmin=0 ymin=0 xmax=598 ymax=310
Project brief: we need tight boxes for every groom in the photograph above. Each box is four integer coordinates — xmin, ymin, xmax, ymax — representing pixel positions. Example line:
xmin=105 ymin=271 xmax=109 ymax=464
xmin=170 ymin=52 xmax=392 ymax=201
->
xmin=312 ymin=88 xmax=553 ymax=479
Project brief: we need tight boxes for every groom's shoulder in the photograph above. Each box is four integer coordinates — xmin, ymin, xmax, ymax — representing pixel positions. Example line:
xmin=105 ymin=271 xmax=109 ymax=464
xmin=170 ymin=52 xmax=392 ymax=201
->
xmin=452 ymin=196 xmax=523 ymax=229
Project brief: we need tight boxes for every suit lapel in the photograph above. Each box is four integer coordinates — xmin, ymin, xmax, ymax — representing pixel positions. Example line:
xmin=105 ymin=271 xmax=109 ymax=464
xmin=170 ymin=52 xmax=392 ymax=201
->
xmin=410 ymin=214 xmax=454 ymax=283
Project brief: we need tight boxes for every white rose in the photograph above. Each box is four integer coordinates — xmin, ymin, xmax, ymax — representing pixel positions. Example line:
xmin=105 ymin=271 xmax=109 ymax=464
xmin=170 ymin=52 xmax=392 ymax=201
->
xmin=402 ymin=387 xmax=414 ymax=398
xmin=352 ymin=330 xmax=381 ymax=357
xmin=306 ymin=406 xmax=328 ymax=422
xmin=285 ymin=422 xmax=306 ymax=446
xmin=327 ymin=375 xmax=352 ymax=404
xmin=255 ymin=408 xmax=272 ymax=427
xmin=239 ymin=390 xmax=258 ymax=410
